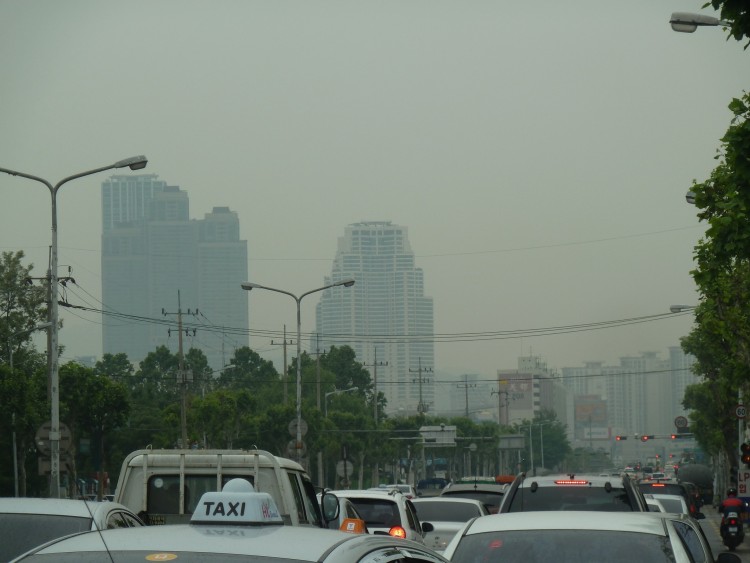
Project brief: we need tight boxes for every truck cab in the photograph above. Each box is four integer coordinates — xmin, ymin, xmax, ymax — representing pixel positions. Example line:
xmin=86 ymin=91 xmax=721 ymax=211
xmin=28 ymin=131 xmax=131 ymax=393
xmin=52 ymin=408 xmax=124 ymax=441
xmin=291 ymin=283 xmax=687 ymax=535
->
xmin=113 ymin=449 xmax=325 ymax=527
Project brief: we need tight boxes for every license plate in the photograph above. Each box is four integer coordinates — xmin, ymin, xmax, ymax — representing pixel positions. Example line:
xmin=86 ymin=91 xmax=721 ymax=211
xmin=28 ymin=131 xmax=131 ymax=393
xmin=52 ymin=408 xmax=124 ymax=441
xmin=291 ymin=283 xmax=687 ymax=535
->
xmin=729 ymin=527 xmax=738 ymax=533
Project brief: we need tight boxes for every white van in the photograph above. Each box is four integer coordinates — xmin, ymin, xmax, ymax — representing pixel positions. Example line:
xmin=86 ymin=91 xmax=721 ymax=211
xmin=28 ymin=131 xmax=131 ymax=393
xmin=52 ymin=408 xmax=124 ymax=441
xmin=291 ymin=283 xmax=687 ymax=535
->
xmin=113 ymin=449 xmax=325 ymax=527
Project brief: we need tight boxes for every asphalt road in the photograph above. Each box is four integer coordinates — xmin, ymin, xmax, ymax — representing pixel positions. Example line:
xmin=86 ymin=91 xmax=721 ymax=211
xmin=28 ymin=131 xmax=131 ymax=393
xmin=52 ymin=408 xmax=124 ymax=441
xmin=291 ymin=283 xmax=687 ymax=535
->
xmin=701 ymin=509 xmax=750 ymax=562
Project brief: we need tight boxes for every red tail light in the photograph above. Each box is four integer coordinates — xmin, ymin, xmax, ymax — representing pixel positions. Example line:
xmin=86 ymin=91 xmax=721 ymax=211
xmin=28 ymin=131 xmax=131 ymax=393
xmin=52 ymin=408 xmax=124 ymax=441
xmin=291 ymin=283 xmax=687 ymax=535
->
xmin=389 ymin=526 xmax=407 ymax=539
xmin=729 ymin=518 xmax=739 ymax=526
xmin=553 ymin=480 xmax=589 ymax=485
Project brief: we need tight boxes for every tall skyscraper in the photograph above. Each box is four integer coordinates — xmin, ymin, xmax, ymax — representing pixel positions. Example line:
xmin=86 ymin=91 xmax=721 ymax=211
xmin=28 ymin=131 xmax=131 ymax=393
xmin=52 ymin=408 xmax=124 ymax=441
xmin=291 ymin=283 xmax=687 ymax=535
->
xmin=316 ymin=221 xmax=434 ymax=415
xmin=101 ymin=174 xmax=248 ymax=371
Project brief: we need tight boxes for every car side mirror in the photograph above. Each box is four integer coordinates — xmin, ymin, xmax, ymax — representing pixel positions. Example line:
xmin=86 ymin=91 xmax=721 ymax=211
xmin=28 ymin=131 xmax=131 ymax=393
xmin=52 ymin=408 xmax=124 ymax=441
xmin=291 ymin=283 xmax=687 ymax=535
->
xmin=695 ymin=512 xmax=705 ymax=520
xmin=321 ymin=492 xmax=340 ymax=523
xmin=421 ymin=521 xmax=434 ymax=534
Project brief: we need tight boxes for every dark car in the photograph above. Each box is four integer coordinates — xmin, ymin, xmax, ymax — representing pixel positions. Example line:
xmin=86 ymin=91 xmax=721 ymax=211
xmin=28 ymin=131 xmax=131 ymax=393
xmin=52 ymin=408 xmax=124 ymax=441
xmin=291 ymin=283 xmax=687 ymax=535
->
xmin=637 ymin=480 xmax=704 ymax=519
xmin=499 ymin=473 xmax=648 ymax=513
xmin=440 ymin=483 xmax=507 ymax=514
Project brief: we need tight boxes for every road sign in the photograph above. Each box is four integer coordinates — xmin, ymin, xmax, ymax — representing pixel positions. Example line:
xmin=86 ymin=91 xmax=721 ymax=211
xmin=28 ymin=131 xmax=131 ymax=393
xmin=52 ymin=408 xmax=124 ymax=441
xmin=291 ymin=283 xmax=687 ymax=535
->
xmin=736 ymin=405 xmax=747 ymax=419
xmin=35 ymin=422 xmax=72 ymax=456
xmin=288 ymin=418 xmax=308 ymax=437
xmin=286 ymin=439 xmax=307 ymax=458
xmin=674 ymin=415 xmax=688 ymax=428
xmin=336 ymin=460 xmax=354 ymax=478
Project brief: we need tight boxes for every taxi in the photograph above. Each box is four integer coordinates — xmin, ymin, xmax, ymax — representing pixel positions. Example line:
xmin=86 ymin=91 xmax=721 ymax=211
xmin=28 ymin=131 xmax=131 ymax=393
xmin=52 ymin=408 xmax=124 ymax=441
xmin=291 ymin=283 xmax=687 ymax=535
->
xmin=12 ymin=479 xmax=448 ymax=563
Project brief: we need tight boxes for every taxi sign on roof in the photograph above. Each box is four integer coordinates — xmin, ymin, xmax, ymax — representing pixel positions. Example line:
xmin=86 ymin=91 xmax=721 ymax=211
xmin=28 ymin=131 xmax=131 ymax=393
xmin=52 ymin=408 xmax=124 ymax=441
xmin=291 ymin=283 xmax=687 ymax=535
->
xmin=191 ymin=478 xmax=283 ymax=525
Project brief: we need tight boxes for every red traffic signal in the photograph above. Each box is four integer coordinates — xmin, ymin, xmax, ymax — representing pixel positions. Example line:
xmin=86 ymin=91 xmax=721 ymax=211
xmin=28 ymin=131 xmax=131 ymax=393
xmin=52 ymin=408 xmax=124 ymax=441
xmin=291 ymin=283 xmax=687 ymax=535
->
xmin=641 ymin=435 xmax=654 ymax=442
xmin=615 ymin=435 xmax=627 ymax=441
xmin=741 ymin=443 xmax=750 ymax=466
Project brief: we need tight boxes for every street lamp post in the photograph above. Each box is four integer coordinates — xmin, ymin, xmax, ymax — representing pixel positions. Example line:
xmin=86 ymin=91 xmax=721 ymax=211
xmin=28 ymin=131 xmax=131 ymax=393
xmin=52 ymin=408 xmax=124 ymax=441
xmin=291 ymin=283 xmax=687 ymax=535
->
xmin=0 ymin=156 xmax=148 ymax=497
xmin=241 ymin=278 xmax=355 ymax=463
xmin=324 ymin=387 xmax=359 ymax=418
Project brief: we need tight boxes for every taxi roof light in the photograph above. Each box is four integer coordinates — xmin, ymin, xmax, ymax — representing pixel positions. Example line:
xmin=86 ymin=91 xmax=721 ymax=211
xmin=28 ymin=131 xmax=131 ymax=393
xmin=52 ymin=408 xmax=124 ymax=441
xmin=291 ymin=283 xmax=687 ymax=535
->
xmin=190 ymin=478 xmax=284 ymax=526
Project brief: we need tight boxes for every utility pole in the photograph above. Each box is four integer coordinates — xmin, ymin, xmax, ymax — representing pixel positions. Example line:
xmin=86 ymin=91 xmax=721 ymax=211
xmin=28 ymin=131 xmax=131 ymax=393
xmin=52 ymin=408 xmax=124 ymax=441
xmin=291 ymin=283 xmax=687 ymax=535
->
xmin=457 ymin=375 xmax=477 ymax=418
xmin=162 ymin=290 xmax=198 ymax=448
xmin=491 ymin=388 xmax=510 ymax=425
xmin=409 ymin=357 xmax=433 ymax=414
xmin=363 ymin=348 xmax=388 ymax=425
xmin=271 ymin=325 xmax=295 ymax=406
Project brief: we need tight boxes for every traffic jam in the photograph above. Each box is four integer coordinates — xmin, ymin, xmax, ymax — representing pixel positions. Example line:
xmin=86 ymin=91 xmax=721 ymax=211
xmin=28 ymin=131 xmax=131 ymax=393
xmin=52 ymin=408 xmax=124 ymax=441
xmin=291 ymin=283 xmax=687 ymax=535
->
xmin=2 ymin=449 xmax=747 ymax=563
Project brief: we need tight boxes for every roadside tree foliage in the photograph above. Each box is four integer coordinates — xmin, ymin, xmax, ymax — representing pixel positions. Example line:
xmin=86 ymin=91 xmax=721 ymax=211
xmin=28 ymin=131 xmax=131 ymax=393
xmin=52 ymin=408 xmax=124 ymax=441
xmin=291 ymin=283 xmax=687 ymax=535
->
xmin=684 ymin=91 xmax=750 ymax=468
xmin=705 ymin=0 xmax=750 ymax=47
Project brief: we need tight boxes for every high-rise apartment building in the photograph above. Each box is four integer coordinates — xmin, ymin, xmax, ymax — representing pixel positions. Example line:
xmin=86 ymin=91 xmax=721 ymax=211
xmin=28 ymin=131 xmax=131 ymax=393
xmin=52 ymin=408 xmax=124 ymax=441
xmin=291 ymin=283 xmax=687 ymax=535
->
xmin=316 ymin=221 xmax=434 ymax=415
xmin=101 ymin=174 xmax=248 ymax=371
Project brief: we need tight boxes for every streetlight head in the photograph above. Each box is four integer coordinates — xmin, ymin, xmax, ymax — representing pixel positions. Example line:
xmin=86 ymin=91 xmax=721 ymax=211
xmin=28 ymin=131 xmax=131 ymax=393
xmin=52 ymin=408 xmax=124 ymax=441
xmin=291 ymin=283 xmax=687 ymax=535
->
xmin=339 ymin=278 xmax=355 ymax=287
xmin=241 ymin=282 xmax=258 ymax=291
xmin=669 ymin=12 xmax=721 ymax=33
xmin=685 ymin=190 xmax=696 ymax=205
xmin=670 ymin=304 xmax=695 ymax=313
xmin=115 ymin=155 xmax=148 ymax=170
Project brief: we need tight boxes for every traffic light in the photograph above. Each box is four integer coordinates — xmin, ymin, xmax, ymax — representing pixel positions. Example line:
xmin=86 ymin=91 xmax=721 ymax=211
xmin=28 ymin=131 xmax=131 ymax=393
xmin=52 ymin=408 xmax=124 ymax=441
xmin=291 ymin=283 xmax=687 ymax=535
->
xmin=741 ymin=443 xmax=750 ymax=467
xmin=641 ymin=435 xmax=654 ymax=442
xmin=615 ymin=435 xmax=627 ymax=441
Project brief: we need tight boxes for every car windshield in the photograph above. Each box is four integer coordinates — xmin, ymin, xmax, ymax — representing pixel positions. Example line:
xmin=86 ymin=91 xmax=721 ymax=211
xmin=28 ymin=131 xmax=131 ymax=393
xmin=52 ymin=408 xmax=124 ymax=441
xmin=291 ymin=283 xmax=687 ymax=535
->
xmin=506 ymin=486 xmax=634 ymax=512
xmin=449 ymin=529 xmax=675 ymax=562
xmin=0 ymin=513 xmax=92 ymax=561
xmin=345 ymin=498 xmax=401 ymax=527
xmin=414 ymin=501 xmax=482 ymax=522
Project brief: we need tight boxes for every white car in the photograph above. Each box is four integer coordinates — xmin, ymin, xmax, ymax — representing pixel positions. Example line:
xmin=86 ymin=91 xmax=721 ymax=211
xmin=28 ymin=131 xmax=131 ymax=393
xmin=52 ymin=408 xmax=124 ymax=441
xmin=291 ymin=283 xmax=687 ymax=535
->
xmin=317 ymin=492 xmax=368 ymax=532
xmin=442 ymin=511 xmax=740 ymax=563
xmin=12 ymin=480 xmax=448 ymax=563
xmin=412 ymin=497 xmax=489 ymax=553
xmin=369 ymin=483 xmax=419 ymax=499
xmin=335 ymin=488 xmax=433 ymax=543
xmin=0 ymin=497 xmax=144 ymax=561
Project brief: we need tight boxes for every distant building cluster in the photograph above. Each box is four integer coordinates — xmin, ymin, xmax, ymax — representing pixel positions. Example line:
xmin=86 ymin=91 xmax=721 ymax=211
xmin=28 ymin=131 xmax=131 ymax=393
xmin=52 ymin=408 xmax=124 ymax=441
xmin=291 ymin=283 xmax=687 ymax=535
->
xmin=101 ymin=174 xmax=248 ymax=372
xmin=98 ymin=177 xmax=694 ymax=437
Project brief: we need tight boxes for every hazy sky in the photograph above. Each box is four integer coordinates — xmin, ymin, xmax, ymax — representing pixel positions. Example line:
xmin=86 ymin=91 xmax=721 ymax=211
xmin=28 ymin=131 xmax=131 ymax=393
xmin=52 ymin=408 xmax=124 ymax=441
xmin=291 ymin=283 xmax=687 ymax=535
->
xmin=2 ymin=1 xmax=748 ymax=380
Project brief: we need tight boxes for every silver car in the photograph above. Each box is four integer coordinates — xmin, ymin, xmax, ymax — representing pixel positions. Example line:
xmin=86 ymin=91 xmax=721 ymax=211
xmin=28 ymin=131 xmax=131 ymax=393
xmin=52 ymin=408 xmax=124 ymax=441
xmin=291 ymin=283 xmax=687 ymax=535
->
xmin=0 ymin=497 xmax=144 ymax=561
xmin=442 ymin=511 xmax=739 ymax=563
xmin=412 ymin=497 xmax=489 ymax=553
xmin=12 ymin=482 xmax=447 ymax=563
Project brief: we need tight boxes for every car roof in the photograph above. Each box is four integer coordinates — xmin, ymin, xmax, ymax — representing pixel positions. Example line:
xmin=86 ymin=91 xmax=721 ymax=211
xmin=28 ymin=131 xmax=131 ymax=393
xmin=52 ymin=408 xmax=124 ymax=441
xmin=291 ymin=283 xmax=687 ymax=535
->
xmin=462 ymin=511 xmax=668 ymax=535
xmin=16 ymin=523 xmax=430 ymax=560
xmin=413 ymin=497 xmax=486 ymax=506
xmin=0 ymin=498 xmax=128 ymax=519
xmin=442 ymin=483 xmax=506 ymax=492
xmin=335 ymin=489 xmax=404 ymax=500
xmin=516 ymin=474 xmax=625 ymax=487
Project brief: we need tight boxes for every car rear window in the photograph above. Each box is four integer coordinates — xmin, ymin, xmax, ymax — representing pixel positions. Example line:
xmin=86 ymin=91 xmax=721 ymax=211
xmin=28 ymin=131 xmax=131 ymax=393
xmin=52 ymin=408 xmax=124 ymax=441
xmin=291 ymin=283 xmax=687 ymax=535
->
xmin=449 ymin=529 xmax=675 ymax=562
xmin=638 ymin=483 xmax=688 ymax=499
xmin=505 ymin=485 xmax=635 ymax=512
xmin=414 ymin=501 xmax=482 ymax=522
xmin=440 ymin=491 xmax=503 ymax=513
xmin=0 ymin=513 xmax=92 ymax=561
xmin=346 ymin=498 xmax=401 ymax=527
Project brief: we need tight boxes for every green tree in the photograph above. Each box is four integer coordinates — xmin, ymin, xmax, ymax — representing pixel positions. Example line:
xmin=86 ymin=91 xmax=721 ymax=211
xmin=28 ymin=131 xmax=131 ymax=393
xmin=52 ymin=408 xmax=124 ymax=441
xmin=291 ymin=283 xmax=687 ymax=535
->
xmin=0 ymin=250 xmax=47 ymax=364
xmin=60 ymin=362 xmax=130 ymax=498
xmin=684 ymin=92 xmax=750 ymax=475
xmin=704 ymin=0 xmax=750 ymax=47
